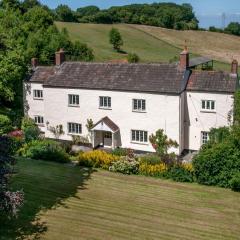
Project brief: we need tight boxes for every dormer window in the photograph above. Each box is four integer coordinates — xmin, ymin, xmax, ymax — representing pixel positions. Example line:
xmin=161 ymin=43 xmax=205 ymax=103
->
xmin=68 ymin=94 xmax=79 ymax=107
xmin=33 ymin=90 xmax=43 ymax=100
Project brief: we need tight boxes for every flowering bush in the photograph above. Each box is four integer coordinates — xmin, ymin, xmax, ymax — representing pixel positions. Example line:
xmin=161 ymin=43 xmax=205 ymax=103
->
xmin=8 ymin=130 xmax=23 ymax=139
xmin=77 ymin=150 xmax=119 ymax=169
xmin=0 ymin=136 xmax=24 ymax=218
xmin=109 ymin=158 xmax=139 ymax=174
xmin=139 ymin=163 xmax=168 ymax=177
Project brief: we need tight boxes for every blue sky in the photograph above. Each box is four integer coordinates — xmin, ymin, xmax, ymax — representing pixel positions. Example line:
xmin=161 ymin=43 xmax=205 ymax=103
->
xmin=40 ymin=0 xmax=240 ymax=28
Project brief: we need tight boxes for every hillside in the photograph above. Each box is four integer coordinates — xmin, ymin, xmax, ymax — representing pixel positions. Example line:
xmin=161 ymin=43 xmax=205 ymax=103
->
xmin=56 ymin=22 xmax=239 ymax=71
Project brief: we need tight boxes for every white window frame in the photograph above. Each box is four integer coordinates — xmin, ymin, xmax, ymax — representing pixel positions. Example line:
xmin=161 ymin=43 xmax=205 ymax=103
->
xmin=68 ymin=94 xmax=80 ymax=107
xmin=68 ymin=122 xmax=82 ymax=135
xmin=131 ymin=130 xmax=148 ymax=144
xmin=201 ymin=100 xmax=216 ymax=112
xmin=133 ymin=99 xmax=146 ymax=112
xmin=99 ymin=96 xmax=111 ymax=109
xmin=34 ymin=116 xmax=44 ymax=125
xmin=33 ymin=90 xmax=43 ymax=100
xmin=201 ymin=131 xmax=209 ymax=145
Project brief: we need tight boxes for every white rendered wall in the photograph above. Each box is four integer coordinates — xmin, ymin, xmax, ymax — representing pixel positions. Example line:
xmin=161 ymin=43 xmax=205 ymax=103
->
xmin=40 ymin=87 xmax=181 ymax=154
xmin=185 ymin=91 xmax=233 ymax=151
xmin=24 ymin=83 xmax=46 ymax=132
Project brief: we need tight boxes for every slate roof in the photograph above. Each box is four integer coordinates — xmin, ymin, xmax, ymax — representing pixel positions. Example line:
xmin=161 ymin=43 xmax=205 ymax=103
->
xmin=189 ymin=57 xmax=212 ymax=68
xmin=92 ymin=116 xmax=119 ymax=132
xmin=29 ymin=62 xmax=237 ymax=94
xmin=187 ymin=71 xmax=237 ymax=93
xmin=42 ymin=62 xmax=187 ymax=94
xmin=30 ymin=66 xmax=55 ymax=83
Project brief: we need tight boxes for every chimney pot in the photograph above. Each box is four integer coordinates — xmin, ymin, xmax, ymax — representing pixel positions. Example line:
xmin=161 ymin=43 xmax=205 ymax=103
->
xmin=31 ymin=58 xmax=38 ymax=69
xmin=231 ymin=59 xmax=238 ymax=76
xmin=55 ymin=48 xmax=65 ymax=66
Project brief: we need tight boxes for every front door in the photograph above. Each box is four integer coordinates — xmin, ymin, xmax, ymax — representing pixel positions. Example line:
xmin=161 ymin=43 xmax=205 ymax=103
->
xmin=103 ymin=131 xmax=112 ymax=148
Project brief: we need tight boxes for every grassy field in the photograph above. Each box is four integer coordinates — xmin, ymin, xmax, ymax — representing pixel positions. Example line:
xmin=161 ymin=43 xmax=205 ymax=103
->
xmin=132 ymin=24 xmax=240 ymax=64
xmin=55 ymin=22 xmax=234 ymax=71
xmin=1 ymin=158 xmax=240 ymax=240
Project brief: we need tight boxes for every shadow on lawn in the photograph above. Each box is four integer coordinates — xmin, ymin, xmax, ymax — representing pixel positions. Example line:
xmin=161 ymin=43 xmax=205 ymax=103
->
xmin=0 ymin=159 xmax=95 ymax=240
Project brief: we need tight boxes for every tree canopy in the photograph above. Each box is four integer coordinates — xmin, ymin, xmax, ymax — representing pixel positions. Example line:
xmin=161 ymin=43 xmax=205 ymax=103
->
xmin=0 ymin=0 xmax=93 ymax=117
xmin=55 ymin=3 xmax=199 ymax=30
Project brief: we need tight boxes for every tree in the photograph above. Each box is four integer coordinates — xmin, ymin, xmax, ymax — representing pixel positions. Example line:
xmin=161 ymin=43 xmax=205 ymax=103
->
xmin=55 ymin=4 xmax=76 ymax=22
xmin=76 ymin=5 xmax=100 ymax=16
xmin=225 ymin=22 xmax=240 ymax=36
xmin=149 ymin=129 xmax=178 ymax=157
xmin=0 ymin=136 xmax=24 ymax=217
xmin=109 ymin=28 xmax=123 ymax=52
xmin=68 ymin=41 xmax=94 ymax=61
xmin=127 ymin=53 xmax=140 ymax=63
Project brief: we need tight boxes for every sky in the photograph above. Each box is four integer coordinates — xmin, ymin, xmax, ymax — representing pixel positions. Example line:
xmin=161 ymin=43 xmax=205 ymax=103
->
xmin=40 ymin=0 xmax=240 ymax=28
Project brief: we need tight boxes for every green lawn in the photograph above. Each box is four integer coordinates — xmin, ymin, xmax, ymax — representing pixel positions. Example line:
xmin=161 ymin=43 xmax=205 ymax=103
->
xmin=1 ymin=158 xmax=240 ymax=240
xmin=56 ymin=22 xmax=230 ymax=71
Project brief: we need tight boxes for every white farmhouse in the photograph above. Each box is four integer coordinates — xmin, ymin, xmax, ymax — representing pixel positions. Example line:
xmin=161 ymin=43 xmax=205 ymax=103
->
xmin=24 ymin=48 xmax=238 ymax=154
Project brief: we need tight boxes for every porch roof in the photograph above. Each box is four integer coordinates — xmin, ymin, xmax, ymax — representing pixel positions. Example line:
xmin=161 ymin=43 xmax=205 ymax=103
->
xmin=91 ymin=116 xmax=119 ymax=133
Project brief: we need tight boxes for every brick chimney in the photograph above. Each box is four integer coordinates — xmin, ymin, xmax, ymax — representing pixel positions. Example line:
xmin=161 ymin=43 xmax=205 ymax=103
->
xmin=55 ymin=48 xmax=65 ymax=66
xmin=31 ymin=58 xmax=38 ymax=69
xmin=179 ymin=44 xmax=189 ymax=70
xmin=231 ymin=59 xmax=238 ymax=76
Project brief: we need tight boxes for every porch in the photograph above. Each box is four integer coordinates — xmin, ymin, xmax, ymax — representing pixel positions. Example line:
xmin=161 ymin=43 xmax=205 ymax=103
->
xmin=91 ymin=116 xmax=121 ymax=149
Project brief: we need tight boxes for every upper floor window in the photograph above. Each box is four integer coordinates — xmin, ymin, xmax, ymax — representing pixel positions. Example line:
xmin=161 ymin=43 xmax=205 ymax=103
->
xmin=99 ymin=96 xmax=111 ymax=109
xmin=201 ymin=100 xmax=215 ymax=111
xmin=133 ymin=99 xmax=146 ymax=112
xmin=68 ymin=122 xmax=82 ymax=135
xmin=131 ymin=130 xmax=148 ymax=143
xmin=201 ymin=131 xmax=209 ymax=145
xmin=34 ymin=116 xmax=44 ymax=125
xmin=33 ymin=90 xmax=43 ymax=100
xmin=68 ymin=94 xmax=79 ymax=107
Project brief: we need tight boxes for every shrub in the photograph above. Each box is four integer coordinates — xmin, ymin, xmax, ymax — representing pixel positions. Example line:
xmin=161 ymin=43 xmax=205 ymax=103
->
xmin=193 ymin=142 xmax=240 ymax=188
xmin=111 ymin=148 xmax=128 ymax=157
xmin=72 ymin=135 xmax=90 ymax=145
xmin=127 ymin=53 xmax=140 ymax=63
xmin=229 ymin=172 xmax=240 ymax=192
xmin=19 ymin=140 xmax=70 ymax=163
xmin=109 ymin=158 xmax=139 ymax=174
xmin=0 ymin=114 xmax=12 ymax=135
xmin=139 ymin=163 xmax=168 ymax=177
xmin=167 ymin=164 xmax=194 ymax=183
xmin=139 ymin=154 xmax=162 ymax=165
xmin=21 ymin=117 xmax=40 ymax=143
xmin=77 ymin=150 xmax=119 ymax=169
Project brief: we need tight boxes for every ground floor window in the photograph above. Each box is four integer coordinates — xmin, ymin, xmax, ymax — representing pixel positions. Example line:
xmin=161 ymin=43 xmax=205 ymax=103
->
xmin=68 ymin=123 xmax=82 ymax=134
xmin=201 ymin=131 xmax=209 ymax=145
xmin=34 ymin=116 xmax=44 ymax=125
xmin=131 ymin=130 xmax=148 ymax=143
